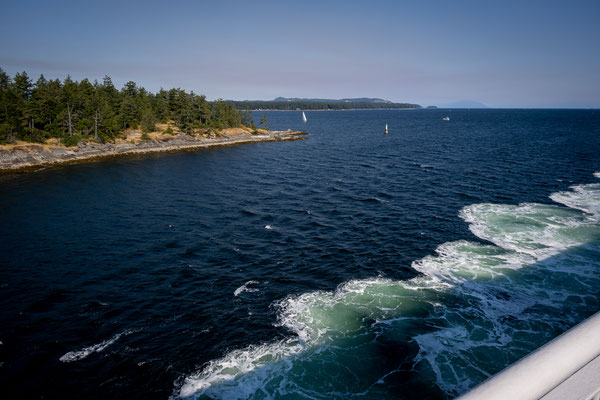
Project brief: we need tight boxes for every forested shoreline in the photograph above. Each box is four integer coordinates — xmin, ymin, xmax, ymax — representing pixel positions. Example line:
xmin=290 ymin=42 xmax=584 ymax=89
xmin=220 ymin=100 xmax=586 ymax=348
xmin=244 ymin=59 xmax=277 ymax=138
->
xmin=0 ymin=69 xmax=250 ymax=146
xmin=228 ymin=100 xmax=421 ymax=110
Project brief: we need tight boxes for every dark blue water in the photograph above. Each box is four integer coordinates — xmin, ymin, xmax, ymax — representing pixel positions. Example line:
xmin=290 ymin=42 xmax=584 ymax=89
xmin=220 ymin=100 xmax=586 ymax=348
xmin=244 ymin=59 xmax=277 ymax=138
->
xmin=1 ymin=109 xmax=599 ymax=399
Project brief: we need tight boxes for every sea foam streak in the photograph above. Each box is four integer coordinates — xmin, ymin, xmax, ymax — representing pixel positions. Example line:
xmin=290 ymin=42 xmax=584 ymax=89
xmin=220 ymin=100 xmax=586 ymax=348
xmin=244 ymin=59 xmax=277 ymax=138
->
xmin=178 ymin=338 xmax=304 ymax=398
xmin=550 ymin=182 xmax=600 ymax=218
xmin=174 ymin=173 xmax=600 ymax=399
xmin=60 ymin=329 xmax=134 ymax=363
xmin=234 ymin=280 xmax=260 ymax=297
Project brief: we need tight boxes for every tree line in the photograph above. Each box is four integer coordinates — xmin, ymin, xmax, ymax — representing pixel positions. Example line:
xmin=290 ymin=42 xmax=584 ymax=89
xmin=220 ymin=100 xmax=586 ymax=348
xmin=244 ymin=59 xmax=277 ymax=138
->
xmin=228 ymin=100 xmax=421 ymax=110
xmin=0 ymin=68 xmax=250 ymax=145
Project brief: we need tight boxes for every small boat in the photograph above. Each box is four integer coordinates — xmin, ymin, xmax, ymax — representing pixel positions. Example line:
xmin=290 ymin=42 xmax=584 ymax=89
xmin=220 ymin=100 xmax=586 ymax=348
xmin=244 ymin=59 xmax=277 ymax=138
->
xmin=302 ymin=112 xmax=307 ymax=123
xmin=443 ymin=116 xmax=450 ymax=121
xmin=384 ymin=123 xmax=389 ymax=135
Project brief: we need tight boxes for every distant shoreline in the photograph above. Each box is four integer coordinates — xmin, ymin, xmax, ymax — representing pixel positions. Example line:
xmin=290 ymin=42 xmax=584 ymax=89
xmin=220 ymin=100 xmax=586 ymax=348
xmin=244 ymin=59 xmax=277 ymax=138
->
xmin=0 ymin=130 xmax=307 ymax=173
xmin=250 ymin=107 xmax=599 ymax=111
xmin=248 ymin=108 xmax=421 ymax=112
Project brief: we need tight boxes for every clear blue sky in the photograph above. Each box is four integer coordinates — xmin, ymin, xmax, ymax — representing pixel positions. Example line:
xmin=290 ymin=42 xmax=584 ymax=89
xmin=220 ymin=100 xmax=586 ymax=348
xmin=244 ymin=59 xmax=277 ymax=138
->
xmin=1 ymin=0 xmax=598 ymax=107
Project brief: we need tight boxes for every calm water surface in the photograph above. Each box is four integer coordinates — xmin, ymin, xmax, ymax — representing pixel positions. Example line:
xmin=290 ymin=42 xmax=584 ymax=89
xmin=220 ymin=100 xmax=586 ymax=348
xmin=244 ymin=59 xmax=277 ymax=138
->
xmin=1 ymin=109 xmax=600 ymax=399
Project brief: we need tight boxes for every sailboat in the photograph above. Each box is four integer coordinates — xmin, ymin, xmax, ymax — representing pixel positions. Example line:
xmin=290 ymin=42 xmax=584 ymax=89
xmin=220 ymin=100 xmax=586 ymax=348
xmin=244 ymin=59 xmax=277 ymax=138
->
xmin=302 ymin=112 xmax=307 ymax=123
xmin=384 ymin=123 xmax=389 ymax=135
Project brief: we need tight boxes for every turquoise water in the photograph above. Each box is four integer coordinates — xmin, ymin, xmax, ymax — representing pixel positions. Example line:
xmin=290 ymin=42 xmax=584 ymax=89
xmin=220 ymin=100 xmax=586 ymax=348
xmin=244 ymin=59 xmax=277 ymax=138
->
xmin=0 ymin=109 xmax=599 ymax=399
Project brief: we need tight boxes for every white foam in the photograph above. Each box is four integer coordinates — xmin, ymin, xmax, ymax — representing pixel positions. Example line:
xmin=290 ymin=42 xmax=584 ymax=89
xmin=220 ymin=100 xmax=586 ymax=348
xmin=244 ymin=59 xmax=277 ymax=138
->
xmin=549 ymin=172 xmax=600 ymax=218
xmin=406 ymin=178 xmax=600 ymax=395
xmin=264 ymin=225 xmax=273 ymax=230
xmin=460 ymin=201 xmax=597 ymax=259
xmin=59 ymin=329 xmax=134 ymax=363
xmin=177 ymin=338 xmax=304 ymax=399
xmin=275 ymin=275 xmax=449 ymax=344
xmin=550 ymin=184 xmax=600 ymax=219
xmin=234 ymin=281 xmax=260 ymax=297
xmin=412 ymin=240 xmax=534 ymax=284
xmin=411 ymin=242 xmax=600 ymax=396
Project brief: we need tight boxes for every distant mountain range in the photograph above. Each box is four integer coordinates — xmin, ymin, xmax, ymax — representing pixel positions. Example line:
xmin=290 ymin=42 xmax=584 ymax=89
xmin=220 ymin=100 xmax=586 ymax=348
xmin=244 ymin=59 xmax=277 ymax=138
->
xmin=272 ymin=97 xmax=393 ymax=104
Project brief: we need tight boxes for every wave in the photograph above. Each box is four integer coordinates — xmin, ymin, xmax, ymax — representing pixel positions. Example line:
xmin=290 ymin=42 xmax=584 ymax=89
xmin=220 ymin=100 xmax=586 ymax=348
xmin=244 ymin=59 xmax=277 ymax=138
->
xmin=178 ymin=338 xmax=304 ymax=398
xmin=174 ymin=172 xmax=600 ymax=399
xmin=60 ymin=329 xmax=135 ymax=363
xmin=460 ymin=201 xmax=598 ymax=258
xmin=359 ymin=197 xmax=383 ymax=203
xmin=234 ymin=281 xmax=260 ymax=297
xmin=550 ymin=182 xmax=600 ymax=218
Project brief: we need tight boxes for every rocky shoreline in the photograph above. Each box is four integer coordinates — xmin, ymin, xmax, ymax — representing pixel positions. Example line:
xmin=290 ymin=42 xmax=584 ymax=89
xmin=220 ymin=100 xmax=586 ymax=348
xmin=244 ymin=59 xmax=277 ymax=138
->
xmin=0 ymin=130 xmax=307 ymax=172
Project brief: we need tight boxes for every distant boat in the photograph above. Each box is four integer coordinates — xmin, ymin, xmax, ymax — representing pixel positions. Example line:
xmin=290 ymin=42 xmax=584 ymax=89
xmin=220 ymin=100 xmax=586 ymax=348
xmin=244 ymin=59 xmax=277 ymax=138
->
xmin=443 ymin=116 xmax=450 ymax=121
xmin=302 ymin=112 xmax=307 ymax=123
xmin=384 ymin=123 xmax=389 ymax=135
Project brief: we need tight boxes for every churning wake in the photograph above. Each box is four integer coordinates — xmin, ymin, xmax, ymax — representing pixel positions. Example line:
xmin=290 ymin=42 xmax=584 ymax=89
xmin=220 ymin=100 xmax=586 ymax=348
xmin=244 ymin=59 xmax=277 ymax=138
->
xmin=174 ymin=173 xmax=600 ymax=399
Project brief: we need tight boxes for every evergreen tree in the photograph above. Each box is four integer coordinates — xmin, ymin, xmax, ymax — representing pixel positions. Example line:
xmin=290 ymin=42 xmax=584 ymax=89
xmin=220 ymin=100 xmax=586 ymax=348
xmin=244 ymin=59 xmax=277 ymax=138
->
xmin=0 ymin=68 xmax=18 ymax=142
xmin=0 ymin=68 xmax=247 ymax=144
xmin=259 ymin=114 xmax=268 ymax=130
xmin=241 ymin=108 xmax=253 ymax=127
xmin=13 ymin=71 xmax=32 ymax=100
xmin=61 ymin=75 xmax=79 ymax=137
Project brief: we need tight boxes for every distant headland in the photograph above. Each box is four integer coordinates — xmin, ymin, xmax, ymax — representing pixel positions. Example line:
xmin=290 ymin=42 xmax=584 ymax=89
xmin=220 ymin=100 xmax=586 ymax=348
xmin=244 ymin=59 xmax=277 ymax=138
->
xmin=228 ymin=97 xmax=422 ymax=111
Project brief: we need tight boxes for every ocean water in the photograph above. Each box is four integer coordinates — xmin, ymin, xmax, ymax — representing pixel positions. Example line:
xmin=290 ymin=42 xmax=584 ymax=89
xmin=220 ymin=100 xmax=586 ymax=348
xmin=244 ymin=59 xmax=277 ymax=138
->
xmin=0 ymin=109 xmax=599 ymax=399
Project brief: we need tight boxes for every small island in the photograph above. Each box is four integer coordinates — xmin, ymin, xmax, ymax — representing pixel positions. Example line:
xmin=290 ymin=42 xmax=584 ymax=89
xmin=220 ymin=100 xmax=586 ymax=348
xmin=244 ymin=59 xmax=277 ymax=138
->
xmin=0 ymin=69 xmax=306 ymax=172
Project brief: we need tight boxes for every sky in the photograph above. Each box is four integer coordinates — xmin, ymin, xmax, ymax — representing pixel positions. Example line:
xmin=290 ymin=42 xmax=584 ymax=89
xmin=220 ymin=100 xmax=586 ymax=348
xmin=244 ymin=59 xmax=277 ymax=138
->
xmin=1 ymin=0 xmax=599 ymax=108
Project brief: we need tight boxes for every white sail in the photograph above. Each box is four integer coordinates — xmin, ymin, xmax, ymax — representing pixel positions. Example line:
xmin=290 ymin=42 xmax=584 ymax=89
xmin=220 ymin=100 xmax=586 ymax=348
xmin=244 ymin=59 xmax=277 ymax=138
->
xmin=302 ymin=112 xmax=307 ymax=123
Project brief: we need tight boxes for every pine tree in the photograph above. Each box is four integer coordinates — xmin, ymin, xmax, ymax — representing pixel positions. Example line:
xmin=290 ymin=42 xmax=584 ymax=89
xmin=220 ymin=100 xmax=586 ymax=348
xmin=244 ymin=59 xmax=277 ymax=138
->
xmin=0 ymin=68 xmax=17 ymax=142
xmin=259 ymin=114 xmax=268 ymax=130
xmin=0 ymin=68 xmax=247 ymax=144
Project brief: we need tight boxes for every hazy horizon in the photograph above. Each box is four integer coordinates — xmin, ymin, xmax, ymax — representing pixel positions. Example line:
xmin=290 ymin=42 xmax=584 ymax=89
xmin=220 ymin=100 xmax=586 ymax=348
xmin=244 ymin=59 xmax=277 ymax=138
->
xmin=1 ymin=0 xmax=599 ymax=108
